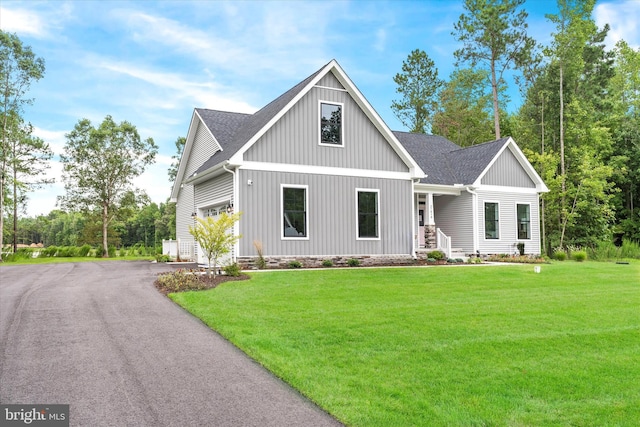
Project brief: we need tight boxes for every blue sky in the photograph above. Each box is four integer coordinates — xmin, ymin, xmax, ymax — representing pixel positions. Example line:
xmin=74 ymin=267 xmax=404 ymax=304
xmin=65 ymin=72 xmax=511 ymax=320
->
xmin=2 ymin=0 xmax=639 ymax=217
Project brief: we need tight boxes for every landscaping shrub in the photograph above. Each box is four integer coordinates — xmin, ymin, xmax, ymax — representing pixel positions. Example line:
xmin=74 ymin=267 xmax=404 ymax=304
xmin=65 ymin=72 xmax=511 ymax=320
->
xmin=517 ymin=242 xmax=525 ymax=255
xmin=428 ymin=250 xmax=445 ymax=260
xmin=322 ymin=259 xmax=333 ymax=267
xmin=288 ymin=260 xmax=302 ymax=269
xmin=224 ymin=262 xmax=242 ymax=277
xmin=553 ymin=250 xmax=567 ymax=261
xmin=78 ymin=244 xmax=92 ymax=257
xmin=39 ymin=245 xmax=58 ymax=257
xmin=155 ymin=254 xmax=171 ymax=262
xmin=3 ymin=248 xmax=33 ymax=261
xmin=620 ymin=239 xmax=640 ymax=259
xmin=155 ymin=270 xmax=209 ymax=293
xmin=347 ymin=258 xmax=361 ymax=267
xmin=253 ymin=240 xmax=267 ymax=269
xmin=572 ymin=250 xmax=587 ymax=262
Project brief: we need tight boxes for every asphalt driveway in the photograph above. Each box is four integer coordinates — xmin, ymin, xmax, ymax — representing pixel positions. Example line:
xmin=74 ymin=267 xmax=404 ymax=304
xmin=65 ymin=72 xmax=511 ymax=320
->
xmin=0 ymin=261 xmax=342 ymax=426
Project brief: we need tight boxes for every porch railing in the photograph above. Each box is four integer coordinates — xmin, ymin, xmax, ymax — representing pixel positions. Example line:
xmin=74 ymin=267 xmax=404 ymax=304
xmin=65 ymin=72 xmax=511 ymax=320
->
xmin=436 ymin=228 xmax=451 ymax=259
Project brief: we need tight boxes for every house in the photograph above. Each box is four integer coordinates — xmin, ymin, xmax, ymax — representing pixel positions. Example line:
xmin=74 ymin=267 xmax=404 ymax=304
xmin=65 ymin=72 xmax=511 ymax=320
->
xmin=170 ymin=60 xmax=548 ymax=267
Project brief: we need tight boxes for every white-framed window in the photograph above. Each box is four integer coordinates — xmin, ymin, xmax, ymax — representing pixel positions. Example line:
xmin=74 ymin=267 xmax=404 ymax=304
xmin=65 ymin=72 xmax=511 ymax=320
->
xmin=516 ymin=203 xmax=531 ymax=240
xmin=319 ymin=101 xmax=343 ymax=146
xmin=484 ymin=201 xmax=500 ymax=240
xmin=281 ymin=184 xmax=308 ymax=239
xmin=356 ymin=188 xmax=379 ymax=239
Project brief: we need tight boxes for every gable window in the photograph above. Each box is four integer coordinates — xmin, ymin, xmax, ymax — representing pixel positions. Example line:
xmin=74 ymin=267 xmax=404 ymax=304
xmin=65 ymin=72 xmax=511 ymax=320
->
xmin=517 ymin=203 xmax=531 ymax=240
xmin=320 ymin=102 xmax=342 ymax=146
xmin=357 ymin=189 xmax=379 ymax=239
xmin=484 ymin=202 xmax=499 ymax=239
xmin=282 ymin=185 xmax=307 ymax=238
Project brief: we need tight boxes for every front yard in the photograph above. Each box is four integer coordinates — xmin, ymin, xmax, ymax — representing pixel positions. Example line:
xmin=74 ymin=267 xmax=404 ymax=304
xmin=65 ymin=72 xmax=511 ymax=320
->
xmin=171 ymin=262 xmax=640 ymax=426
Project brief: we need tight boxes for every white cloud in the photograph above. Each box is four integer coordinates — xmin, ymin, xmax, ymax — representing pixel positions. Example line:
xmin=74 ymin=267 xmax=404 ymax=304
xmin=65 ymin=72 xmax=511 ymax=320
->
xmin=0 ymin=7 xmax=48 ymax=37
xmin=595 ymin=1 xmax=640 ymax=49
xmin=32 ymin=127 xmax=67 ymax=154
xmin=374 ymin=28 xmax=387 ymax=52
xmin=95 ymin=58 xmax=257 ymax=113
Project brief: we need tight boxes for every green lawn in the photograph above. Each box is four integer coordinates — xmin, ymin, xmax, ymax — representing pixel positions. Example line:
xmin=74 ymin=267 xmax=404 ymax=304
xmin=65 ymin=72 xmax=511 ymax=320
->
xmin=171 ymin=262 xmax=640 ymax=426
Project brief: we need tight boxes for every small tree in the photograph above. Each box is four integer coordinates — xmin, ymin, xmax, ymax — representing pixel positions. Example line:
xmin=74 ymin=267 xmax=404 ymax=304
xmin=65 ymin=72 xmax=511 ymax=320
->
xmin=189 ymin=212 xmax=242 ymax=277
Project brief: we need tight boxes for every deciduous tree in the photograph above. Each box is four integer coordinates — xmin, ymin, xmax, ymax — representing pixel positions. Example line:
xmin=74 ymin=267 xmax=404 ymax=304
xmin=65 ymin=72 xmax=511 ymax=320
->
xmin=0 ymin=31 xmax=45 ymax=260
xmin=59 ymin=115 xmax=157 ymax=257
xmin=189 ymin=212 xmax=242 ymax=276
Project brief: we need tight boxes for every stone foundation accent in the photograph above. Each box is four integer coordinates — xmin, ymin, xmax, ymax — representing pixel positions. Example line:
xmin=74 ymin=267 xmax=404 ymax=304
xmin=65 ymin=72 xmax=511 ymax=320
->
xmin=424 ymin=225 xmax=437 ymax=249
xmin=238 ymin=254 xmax=418 ymax=270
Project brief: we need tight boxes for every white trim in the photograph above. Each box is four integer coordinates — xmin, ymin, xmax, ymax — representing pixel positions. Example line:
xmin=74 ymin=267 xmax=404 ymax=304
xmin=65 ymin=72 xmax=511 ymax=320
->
xmin=483 ymin=200 xmax=501 ymax=241
xmin=281 ymin=184 xmax=309 ymax=241
xmin=469 ymin=189 xmax=479 ymax=253
xmin=228 ymin=60 xmax=425 ymax=179
xmin=196 ymin=197 xmax=232 ymax=213
xmin=239 ymin=161 xmax=414 ymax=181
xmin=515 ymin=202 xmax=532 ymax=241
xmin=475 ymin=184 xmax=541 ymax=194
xmin=318 ymin=100 xmax=345 ymax=148
xmin=413 ymin=183 xmax=462 ymax=196
xmin=473 ymin=137 xmax=549 ymax=192
xmin=314 ymin=84 xmax=348 ymax=92
xmin=170 ymin=110 xmax=223 ymax=201
xmin=356 ymin=188 xmax=380 ymax=240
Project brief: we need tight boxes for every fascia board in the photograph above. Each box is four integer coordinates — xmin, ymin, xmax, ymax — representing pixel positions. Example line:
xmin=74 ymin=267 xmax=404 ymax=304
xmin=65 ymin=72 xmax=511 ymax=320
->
xmin=330 ymin=63 xmax=426 ymax=179
xmin=170 ymin=110 xmax=200 ymax=201
xmin=413 ymin=183 xmax=462 ymax=195
xmin=228 ymin=61 xmax=337 ymax=165
xmin=472 ymin=137 xmax=549 ymax=192
xmin=184 ymin=161 xmax=229 ymax=185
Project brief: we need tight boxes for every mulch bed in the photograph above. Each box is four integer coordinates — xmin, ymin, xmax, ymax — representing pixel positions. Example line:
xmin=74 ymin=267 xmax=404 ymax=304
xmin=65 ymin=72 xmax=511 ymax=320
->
xmin=154 ymin=272 xmax=250 ymax=295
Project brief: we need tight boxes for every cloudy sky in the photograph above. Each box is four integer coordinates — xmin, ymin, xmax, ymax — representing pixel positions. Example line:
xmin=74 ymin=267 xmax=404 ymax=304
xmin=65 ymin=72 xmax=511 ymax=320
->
xmin=2 ymin=0 xmax=639 ymax=217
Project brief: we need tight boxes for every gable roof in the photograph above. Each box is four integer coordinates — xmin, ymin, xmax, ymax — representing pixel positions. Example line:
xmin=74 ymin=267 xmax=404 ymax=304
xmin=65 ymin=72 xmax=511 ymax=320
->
xmin=395 ymin=133 xmax=547 ymax=191
xmin=172 ymin=59 xmax=424 ymax=192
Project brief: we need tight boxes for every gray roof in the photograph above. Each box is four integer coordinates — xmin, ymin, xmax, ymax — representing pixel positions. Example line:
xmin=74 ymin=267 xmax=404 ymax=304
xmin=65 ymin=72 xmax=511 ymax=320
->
xmin=394 ymin=132 xmax=509 ymax=185
xmin=189 ymin=59 xmax=508 ymax=186
xmin=191 ymin=63 xmax=327 ymax=176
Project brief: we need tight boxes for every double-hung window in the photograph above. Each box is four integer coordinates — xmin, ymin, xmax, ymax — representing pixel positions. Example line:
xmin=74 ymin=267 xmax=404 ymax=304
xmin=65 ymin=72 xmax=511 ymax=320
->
xmin=320 ymin=102 xmax=343 ymax=146
xmin=484 ymin=202 xmax=499 ymax=239
xmin=282 ymin=185 xmax=307 ymax=239
xmin=517 ymin=203 xmax=531 ymax=239
xmin=357 ymin=189 xmax=379 ymax=239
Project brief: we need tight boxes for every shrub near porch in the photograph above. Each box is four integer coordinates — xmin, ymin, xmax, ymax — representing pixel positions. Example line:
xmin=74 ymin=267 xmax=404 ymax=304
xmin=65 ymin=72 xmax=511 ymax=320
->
xmin=171 ymin=262 xmax=640 ymax=427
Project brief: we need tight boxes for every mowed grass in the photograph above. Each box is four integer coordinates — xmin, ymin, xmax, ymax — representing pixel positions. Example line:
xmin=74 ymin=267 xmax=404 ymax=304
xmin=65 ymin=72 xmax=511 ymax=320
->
xmin=171 ymin=262 xmax=640 ymax=426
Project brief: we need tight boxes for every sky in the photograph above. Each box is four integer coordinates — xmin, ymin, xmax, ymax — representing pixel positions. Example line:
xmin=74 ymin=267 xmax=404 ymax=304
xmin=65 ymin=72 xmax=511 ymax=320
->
xmin=1 ymin=0 xmax=639 ymax=218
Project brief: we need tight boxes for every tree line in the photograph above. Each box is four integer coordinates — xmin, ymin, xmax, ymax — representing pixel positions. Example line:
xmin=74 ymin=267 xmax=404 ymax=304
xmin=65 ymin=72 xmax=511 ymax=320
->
xmin=392 ymin=0 xmax=639 ymax=251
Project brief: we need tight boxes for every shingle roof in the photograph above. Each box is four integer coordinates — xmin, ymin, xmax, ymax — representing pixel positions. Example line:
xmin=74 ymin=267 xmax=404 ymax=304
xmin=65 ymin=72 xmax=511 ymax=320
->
xmin=393 ymin=132 xmax=509 ymax=185
xmin=191 ymin=62 xmax=328 ymax=177
xmin=188 ymin=59 xmax=508 ymax=186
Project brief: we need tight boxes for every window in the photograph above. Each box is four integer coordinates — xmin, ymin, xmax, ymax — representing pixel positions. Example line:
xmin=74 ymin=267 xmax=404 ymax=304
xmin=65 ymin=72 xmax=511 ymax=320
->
xmin=320 ymin=102 xmax=342 ymax=145
xmin=282 ymin=186 xmax=307 ymax=238
xmin=357 ymin=190 xmax=379 ymax=239
xmin=517 ymin=204 xmax=531 ymax=239
xmin=485 ymin=202 xmax=499 ymax=239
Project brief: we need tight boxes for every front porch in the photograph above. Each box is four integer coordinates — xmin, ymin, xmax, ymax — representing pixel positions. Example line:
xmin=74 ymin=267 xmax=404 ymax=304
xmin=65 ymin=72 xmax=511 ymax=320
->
xmin=414 ymin=191 xmax=467 ymax=260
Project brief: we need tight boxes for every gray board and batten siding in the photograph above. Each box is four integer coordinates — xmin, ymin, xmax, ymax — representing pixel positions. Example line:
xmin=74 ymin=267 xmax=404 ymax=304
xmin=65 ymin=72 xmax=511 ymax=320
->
xmin=237 ymin=170 xmax=414 ymax=257
xmin=244 ymin=72 xmax=409 ymax=173
xmin=481 ymin=147 xmax=536 ymax=188
xmin=175 ymin=119 xmax=222 ymax=241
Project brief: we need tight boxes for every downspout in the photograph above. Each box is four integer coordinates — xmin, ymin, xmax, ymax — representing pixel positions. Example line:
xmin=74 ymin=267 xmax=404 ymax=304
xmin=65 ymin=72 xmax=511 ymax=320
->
xmin=466 ymin=186 xmax=479 ymax=254
xmin=223 ymin=163 xmax=238 ymax=262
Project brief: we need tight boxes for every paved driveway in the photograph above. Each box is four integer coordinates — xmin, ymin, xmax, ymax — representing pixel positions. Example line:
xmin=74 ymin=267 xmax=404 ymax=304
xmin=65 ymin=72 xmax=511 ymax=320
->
xmin=0 ymin=261 xmax=342 ymax=426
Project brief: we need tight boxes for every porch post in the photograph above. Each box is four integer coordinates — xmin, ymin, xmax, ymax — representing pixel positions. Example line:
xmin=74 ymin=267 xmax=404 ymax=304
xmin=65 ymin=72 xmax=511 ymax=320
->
xmin=425 ymin=193 xmax=437 ymax=249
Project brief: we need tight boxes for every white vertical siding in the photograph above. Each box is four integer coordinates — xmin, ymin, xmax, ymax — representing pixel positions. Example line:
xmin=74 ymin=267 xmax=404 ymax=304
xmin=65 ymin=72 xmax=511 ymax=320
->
xmin=238 ymin=169 xmax=414 ymax=257
xmin=477 ymin=190 xmax=541 ymax=254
